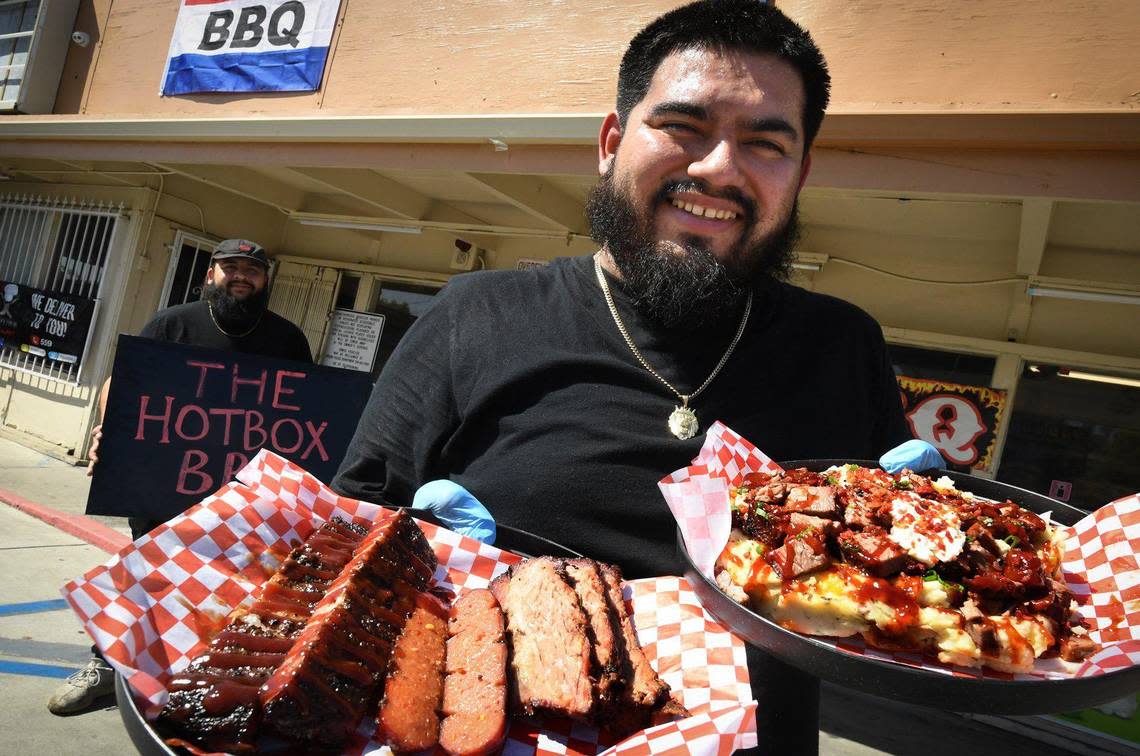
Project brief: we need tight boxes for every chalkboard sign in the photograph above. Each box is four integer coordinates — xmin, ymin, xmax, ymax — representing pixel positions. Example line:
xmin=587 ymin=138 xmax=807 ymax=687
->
xmin=0 ymin=280 xmax=96 ymax=368
xmin=320 ymin=308 xmax=385 ymax=372
xmin=86 ymin=335 xmax=373 ymax=520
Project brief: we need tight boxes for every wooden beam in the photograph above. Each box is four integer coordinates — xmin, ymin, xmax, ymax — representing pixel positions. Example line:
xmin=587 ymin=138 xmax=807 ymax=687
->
xmin=156 ymin=163 xmax=304 ymax=210
xmin=465 ymin=173 xmax=588 ymax=233
xmin=1004 ymin=198 xmax=1053 ymax=340
xmin=287 ymin=167 xmax=432 ymax=219
xmin=1016 ymin=199 xmax=1053 ymax=276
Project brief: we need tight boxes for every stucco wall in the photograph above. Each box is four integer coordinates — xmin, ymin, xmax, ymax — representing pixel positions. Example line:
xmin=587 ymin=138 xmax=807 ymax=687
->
xmin=52 ymin=0 xmax=1138 ymax=119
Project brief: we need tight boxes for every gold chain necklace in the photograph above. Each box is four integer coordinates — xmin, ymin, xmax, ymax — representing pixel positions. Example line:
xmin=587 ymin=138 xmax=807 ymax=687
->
xmin=208 ymin=301 xmax=263 ymax=339
xmin=593 ymin=253 xmax=752 ymax=440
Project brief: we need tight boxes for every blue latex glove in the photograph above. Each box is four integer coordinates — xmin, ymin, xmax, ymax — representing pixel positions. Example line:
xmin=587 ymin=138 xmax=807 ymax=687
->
xmin=412 ymin=480 xmax=496 ymax=544
xmin=879 ymin=439 xmax=945 ymax=474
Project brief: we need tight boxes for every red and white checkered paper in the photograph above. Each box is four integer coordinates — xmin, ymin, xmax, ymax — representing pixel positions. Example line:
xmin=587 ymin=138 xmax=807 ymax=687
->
xmin=659 ymin=421 xmax=1140 ymax=683
xmin=62 ymin=450 xmax=757 ymax=756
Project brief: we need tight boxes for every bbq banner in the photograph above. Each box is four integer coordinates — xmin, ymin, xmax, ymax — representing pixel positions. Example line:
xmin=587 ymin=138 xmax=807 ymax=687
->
xmin=0 ymin=280 xmax=96 ymax=369
xmin=87 ymin=335 xmax=372 ymax=520
xmin=160 ymin=0 xmax=344 ymax=96
xmin=897 ymin=376 xmax=1007 ymax=471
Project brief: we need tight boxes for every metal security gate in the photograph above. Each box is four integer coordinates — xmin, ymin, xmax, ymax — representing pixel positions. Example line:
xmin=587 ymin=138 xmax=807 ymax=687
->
xmin=0 ymin=193 xmax=122 ymax=382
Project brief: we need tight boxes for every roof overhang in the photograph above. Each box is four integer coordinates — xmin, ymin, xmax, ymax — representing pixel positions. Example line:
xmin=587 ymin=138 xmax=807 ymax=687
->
xmin=1 ymin=111 xmax=1137 ymax=150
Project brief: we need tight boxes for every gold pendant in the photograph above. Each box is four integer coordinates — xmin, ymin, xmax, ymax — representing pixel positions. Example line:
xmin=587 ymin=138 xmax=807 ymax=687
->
xmin=668 ymin=405 xmax=699 ymax=440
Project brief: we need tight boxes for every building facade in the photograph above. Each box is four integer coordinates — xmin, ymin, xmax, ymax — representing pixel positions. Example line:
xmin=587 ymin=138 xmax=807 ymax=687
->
xmin=0 ymin=0 xmax=1137 ymax=513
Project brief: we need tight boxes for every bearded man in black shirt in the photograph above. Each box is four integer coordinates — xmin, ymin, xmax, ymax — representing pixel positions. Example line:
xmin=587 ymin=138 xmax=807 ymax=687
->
xmin=49 ymin=240 xmax=312 ymax=716
xmin=334 ymin=2 xmax=912 ymax=752
xmin=137 ymin=239 xmax=312 ymax=362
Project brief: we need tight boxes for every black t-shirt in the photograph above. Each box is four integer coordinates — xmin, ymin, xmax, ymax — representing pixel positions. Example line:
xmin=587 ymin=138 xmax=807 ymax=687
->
xmin=333 ymin=255 xmax=909 ymax=578
xmin=139 ymin=300 xmax=313 ymax=363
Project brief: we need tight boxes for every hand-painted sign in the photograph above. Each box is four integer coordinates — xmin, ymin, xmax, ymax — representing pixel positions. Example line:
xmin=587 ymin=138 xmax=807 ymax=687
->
xmin=0 ymin=280 xmax=96 ymax=368
xmin=87 ymin=335 xmax=371 ymax=520
xmin=160 ymin=0 xmax=344 ymax=96
xmin=897 ymin=376 xmax=1007 ymax=471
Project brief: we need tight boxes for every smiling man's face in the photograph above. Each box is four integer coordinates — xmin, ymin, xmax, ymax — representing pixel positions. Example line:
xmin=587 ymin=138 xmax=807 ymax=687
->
xmin=588 ymin=47 xmax=811 ymax=327
xmin=207 ymin=258 xmax=267 ymax=300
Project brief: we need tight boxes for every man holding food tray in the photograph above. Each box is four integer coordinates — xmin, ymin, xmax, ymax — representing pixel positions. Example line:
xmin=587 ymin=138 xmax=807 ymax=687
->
xmin=335 ymin=1 xmax=931 ymax=752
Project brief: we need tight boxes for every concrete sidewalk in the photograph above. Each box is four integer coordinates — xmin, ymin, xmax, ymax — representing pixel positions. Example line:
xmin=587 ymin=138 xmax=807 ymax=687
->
xmin=0 ymin=435 xmax=1123 ymax=755
xmin=0 ymin=503 xmax=133 ymax=754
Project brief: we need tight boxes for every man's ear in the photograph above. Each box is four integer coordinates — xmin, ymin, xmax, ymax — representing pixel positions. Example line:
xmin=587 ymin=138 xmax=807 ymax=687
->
xmin=598 ymin=111 xmax=622 ymax=175
xmin=797 ymin=152 xmax=813 ymax=192
xmin=205 ymin=264 xmax=217 ymax=285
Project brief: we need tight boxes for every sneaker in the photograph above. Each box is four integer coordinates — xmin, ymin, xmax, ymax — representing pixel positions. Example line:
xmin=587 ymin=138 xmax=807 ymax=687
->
xmin=47 ymin=657 xmax=116 ymax=715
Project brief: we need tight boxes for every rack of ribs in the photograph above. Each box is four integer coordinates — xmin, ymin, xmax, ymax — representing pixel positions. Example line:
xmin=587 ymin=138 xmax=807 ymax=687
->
xmin=258 ymin=509 xmax=438 ymax=751
xmin=157 ymin=516 xmax=369 ymax=753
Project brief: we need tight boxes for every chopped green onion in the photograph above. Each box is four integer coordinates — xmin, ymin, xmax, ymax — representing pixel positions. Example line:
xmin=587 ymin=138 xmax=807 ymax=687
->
xmin=894 ymin=478 xmax=913 ymax=490
xmin=755 ymin=507 xmax=771 ymax=520
xmin=825 ymin=474 xmax=839 ymax=486
xmin=845 ymin=463 xmax=859 ymax=471
xmin=1003 ymin=535 xmax=1020 ymax=548
xmin=923 ymin=570 xmax=964 ymax=593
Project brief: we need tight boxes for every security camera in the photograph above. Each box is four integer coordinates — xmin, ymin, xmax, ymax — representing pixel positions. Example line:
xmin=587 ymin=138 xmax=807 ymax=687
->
xmin=71 ymin=31 xmax=90 ymax=47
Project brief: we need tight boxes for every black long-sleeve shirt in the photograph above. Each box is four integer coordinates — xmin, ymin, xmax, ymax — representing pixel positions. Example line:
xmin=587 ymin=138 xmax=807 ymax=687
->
xmin=333 ymin=254 xmax=909 ymax=579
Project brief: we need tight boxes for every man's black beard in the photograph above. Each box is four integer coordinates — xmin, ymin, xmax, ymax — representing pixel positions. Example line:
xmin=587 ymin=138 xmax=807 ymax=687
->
xmin=204 ymin=282 xmax=268 ymax=328
xmin=585 ymin=166 xmax=800 ymax=331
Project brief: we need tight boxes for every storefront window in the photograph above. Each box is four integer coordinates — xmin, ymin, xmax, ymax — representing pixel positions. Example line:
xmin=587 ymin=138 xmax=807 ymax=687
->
xmin=997 ymin=364 xmax=1140 ymax=511
xmin=888 ymin=344 xmax=995 ymax=387
xmin=366 ymin=281 xmax=439 ymax=379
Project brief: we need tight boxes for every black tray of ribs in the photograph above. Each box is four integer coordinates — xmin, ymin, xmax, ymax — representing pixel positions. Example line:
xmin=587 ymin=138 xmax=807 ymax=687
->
xmin=117 ymin=518 xmax=582 ymax=756
xmin=679 ymin=459 xmax=1140 ymax=715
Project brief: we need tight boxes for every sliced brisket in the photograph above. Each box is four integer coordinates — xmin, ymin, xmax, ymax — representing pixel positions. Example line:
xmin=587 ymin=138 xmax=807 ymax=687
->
xmin=597 ymin=562 xmax=687 ymax=735
xmin=784 ymin=485 xmax=841 ymax=519
xmin=498 ymin=557 xmax=594 ymax=718
xmin=562 ymin=558 xmax=624 ymax=707
xmin=838 ymin=528 xmax=907 ymax=577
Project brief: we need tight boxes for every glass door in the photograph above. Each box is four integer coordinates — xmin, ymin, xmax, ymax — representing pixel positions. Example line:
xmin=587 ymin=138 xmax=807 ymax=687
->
xmin=996 ymin=364 xmax=1140 ymax=511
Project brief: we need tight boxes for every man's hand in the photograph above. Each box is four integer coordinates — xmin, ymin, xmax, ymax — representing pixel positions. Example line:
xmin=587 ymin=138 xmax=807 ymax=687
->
xmin=879 ymin=439 xmax=945 ymax=474
xmin=86 ymin=424 xmax=102 ymax=477
xmin=412 ymin=480 xmax=496 ymax=544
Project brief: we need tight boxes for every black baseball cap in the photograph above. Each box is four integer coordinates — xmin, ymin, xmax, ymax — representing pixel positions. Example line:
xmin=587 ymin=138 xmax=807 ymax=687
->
xmin=211 ymin=239 xmax=269 ymax=268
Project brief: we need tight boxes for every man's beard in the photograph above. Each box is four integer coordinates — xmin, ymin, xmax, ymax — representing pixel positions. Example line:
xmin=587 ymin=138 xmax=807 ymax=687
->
xmin=585 ymin=166 xmax=799 ymax=331
xmin=204 ymin=282 xmax=268 ymax=327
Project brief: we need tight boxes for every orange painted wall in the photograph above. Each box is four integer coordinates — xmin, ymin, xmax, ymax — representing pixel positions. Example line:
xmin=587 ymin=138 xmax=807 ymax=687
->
xmin=54 ymin=0 xmax=1138 ymax=118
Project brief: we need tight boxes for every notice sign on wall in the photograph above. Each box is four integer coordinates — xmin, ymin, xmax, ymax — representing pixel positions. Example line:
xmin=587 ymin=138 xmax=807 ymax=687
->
xmin=320 ymin=308 xmax=385 ymax=373
xmin=898 ymin=376 xmax=1008 ymax=471
xmin=0 ymin=280 xmax=96 ymax=369
xmin=160 ymin=0 xmax=345 ymax=96
xmin=87 ymin=335 xmax=372 ymax=521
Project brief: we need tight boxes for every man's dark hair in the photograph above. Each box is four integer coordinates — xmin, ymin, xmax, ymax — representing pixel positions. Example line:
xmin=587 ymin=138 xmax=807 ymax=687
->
xmin=617 ymin=0 xmax=831 ymax=150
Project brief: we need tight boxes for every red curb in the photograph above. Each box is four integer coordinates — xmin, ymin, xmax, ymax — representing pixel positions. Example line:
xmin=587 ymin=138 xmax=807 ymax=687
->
xmin=0 ymin=487 xmax=130 ymax=554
